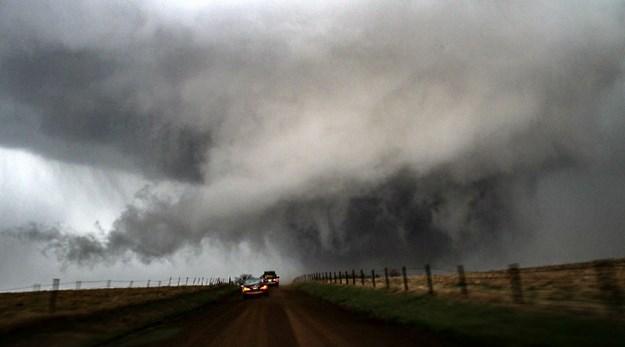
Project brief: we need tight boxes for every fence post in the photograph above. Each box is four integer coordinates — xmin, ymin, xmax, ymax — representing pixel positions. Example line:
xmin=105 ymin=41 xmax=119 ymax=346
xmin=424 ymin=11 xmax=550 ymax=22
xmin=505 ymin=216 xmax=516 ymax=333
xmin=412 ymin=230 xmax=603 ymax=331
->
xmin=384 ymin=267 xmax=390 ymax=289
xmin=333 ymin=272 xmax=337 ymax=284
xmin=352 ymin=270 xmax=356 ymax=285
xmin=425 ymin=264 xmax=434 ymax=295
xmin=507 ymin=263 xmax=524 ymax=304
xmin=360 ymin=269 xmax=365 ymax=286
xmin=371 ymin=270 xmax=376 ymax=288
xmin=107 ymin=280 xmax=111 ymax=289
xmin=185 ymin=277 xmax=189 ymax=286
xmin=177 ymin=277 xmax=181 ymax=286
xmin=457 ymin=265 xmax=468 ymax=297
xmin=147 ymin=280 xmax=151 ymax=288
xmin=158 ymin=280 xmax=162 ymax=287
xmin=49 ymin=278 xmax=60 ymax=313
xmin=594 ymin=260 xmax=623 ymax=314
xmin=129 ymin=280 xmax=134 ymax=288
xmin=402 ymin=266 xmax=408 ymax=291
xmin=75 ymin=281 xmax=81 ymax=290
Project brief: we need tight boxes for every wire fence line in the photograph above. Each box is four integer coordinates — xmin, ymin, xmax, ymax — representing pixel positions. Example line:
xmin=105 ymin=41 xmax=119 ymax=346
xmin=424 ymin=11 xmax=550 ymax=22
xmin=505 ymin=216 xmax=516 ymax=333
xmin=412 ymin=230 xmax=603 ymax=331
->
xmin=0 ymin=275 xmax=235 ymax=317
xmin=295 ymin=257 xmax=625 ymax=316
xmin=0 ymin=276 xmax=232 ymax=294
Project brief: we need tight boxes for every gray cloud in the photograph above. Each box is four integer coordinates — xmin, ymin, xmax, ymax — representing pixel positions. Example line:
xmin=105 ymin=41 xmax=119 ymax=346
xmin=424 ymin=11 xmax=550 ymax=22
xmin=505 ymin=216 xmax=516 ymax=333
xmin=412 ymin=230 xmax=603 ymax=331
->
xmin=0 ymin=1 xmax=211 ymax=182
xmin=2 ymin=1 xmax=625 ymax=272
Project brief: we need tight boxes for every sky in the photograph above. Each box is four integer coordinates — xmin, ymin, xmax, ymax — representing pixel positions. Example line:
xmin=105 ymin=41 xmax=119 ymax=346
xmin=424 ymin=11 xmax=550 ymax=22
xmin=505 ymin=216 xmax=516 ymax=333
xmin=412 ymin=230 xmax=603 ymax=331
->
xmin=1 ymin=0 xmax=625 ymax=289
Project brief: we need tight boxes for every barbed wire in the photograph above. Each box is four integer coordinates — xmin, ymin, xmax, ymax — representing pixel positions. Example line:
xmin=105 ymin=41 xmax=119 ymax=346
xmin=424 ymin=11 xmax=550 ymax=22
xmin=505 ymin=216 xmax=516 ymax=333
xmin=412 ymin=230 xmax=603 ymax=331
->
xmin=0 ymin=276 xmax=231 ymax=294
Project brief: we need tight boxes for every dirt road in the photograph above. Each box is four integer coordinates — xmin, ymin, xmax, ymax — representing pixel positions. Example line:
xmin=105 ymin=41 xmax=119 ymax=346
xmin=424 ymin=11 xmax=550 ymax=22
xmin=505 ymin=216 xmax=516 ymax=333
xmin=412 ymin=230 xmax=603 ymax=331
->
xmin=108 ymin=287 xmax=446 ymax=347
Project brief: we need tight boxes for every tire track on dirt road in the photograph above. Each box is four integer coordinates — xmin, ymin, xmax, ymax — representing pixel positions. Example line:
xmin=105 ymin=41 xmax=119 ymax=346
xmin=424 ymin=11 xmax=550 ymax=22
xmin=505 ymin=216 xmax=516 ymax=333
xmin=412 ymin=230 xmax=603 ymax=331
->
xmin=109 ymin=287 xmax=447 ymax=347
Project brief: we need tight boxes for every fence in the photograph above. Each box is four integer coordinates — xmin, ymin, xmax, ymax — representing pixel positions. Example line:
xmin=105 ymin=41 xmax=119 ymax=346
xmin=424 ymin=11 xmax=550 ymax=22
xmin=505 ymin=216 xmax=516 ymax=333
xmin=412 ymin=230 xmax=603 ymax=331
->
xmin=0 ymin=276 xmax=231 ymax=294
xmin=0 ymin=276 xmax=232 ymax=316
xmin=295 ymin=258 xmax=625 ymax=316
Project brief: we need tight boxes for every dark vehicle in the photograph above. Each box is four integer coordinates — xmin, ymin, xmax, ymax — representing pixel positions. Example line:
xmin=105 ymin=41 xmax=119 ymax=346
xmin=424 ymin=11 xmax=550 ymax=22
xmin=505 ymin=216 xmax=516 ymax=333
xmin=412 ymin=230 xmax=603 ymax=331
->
xmin=260 ymin=271 xmax=280 ymax=287
xmin=240 ymin=277 xmax=269 ymax=298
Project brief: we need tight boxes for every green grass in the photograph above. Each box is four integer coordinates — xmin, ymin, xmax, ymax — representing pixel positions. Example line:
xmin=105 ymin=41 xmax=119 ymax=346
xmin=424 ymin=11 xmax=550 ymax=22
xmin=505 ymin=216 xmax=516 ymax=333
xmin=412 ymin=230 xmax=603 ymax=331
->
xmin=294 ymin=282 xmax=625 ymax=347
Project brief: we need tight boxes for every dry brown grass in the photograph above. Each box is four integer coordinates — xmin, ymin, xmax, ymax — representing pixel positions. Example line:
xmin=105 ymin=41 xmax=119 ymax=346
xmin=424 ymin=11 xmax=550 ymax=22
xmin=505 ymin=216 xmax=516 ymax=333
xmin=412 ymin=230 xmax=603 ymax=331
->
xmin=0 ymin=285 xmax=217 ymax=332
xmin=323 ymin=258 xmax=625 ymax=316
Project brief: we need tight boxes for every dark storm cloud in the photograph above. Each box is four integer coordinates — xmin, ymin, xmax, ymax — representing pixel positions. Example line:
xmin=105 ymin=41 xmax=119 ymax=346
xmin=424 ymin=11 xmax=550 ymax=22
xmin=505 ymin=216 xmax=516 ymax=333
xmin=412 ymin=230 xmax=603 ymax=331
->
xmin=4 ymin=188 xmax=194 ymax=265
xmin=7 ymin=223 xmax=107 ymax=264
xmin=0 ymin=2 xmax=211 ymax=182
xmin=2 ymin=1 xmax=625 ymax=270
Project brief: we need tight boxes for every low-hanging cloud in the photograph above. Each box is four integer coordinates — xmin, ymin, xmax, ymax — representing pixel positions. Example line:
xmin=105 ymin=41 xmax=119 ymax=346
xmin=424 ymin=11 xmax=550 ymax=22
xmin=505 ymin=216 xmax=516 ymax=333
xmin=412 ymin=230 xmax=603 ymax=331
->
xmin=1 ymin=0 xmax=625 ymax=271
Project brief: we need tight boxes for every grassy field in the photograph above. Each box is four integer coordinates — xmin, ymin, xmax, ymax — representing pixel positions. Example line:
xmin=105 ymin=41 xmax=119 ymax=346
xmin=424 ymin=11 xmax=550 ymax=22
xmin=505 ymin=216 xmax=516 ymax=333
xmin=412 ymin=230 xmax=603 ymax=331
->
xmin=0 ymin=285 xmax=234 ymax=333
xmin=0 ymin=285 xmax=238 ymax=347
xmin=294 ymin=282 xmax=625 ymax=346
xmin=316 ymin=258 xmax=625 ymax=315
